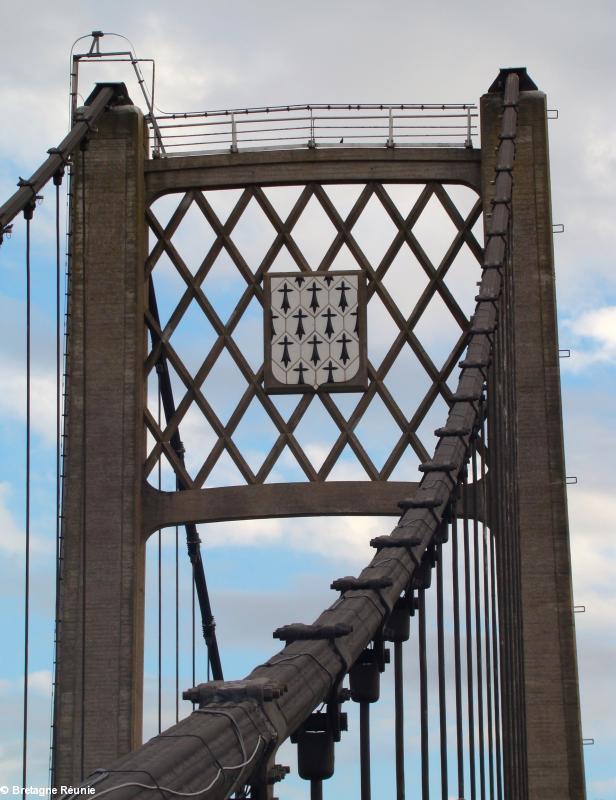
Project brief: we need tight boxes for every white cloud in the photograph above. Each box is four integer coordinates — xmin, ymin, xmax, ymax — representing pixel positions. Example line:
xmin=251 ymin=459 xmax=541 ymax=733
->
xmin=0 ymin=484 xmax=26 ymax=557
xmin=583 ymin=131 xmax=616 ymax=188
xmin=0 ymin=366 xmax=58 ymax=447
xmin=0 ymin=293 xmax=59 ymax=447
xmin=567 ymin=487 xmax=616 ymax=751
xmin=0 ymin=670 xmax=53 ymax=698
xmin=569 ymin=489 xmax=616 ymax=626
xmin=0 ymin=671 xmax=54 ymax=789
xmin=589 ymin=776 xmax=616 ymax=795
xmin=200 ymin=514 xmax=395 ymax=564
xmin=561 ymin=306 xmax=616 ymax=369
xmin=0 ymin=483 xmax=53 ymax=557
xmin=574 ymin=306 xmax=616 ymax=348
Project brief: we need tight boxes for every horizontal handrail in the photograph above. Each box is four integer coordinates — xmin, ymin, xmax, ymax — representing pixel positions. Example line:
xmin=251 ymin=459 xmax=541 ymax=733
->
xmin=148 ymin=103 xmax=478 ymax=156
xmin=155 ymin=101 xmax=477 ymax=118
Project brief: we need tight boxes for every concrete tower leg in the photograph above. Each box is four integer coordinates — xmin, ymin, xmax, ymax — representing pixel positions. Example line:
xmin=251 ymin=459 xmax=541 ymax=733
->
xmin=53 ymin=98 xmax=147 ymax=786
xmin=481 ymin=74 xmax=586 ymax=799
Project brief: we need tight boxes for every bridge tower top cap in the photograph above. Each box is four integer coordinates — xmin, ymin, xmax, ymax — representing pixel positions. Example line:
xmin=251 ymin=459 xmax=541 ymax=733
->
xmin=84 ymin=82 xmax=133 ymax=107
xmin=488 ymin=68 xmax=538 ymax=93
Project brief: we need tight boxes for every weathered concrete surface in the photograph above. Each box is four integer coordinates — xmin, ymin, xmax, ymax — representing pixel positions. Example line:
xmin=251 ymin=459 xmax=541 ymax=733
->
xmin=53 ymin=104 xmax=147 ymax=785
xmin=145 ymin=145 xmax=481 ymax=201
xmin=53 ymin=80 xmax=584 ymax=798
xmin=481 ymin=87 xmax=586 ymax=799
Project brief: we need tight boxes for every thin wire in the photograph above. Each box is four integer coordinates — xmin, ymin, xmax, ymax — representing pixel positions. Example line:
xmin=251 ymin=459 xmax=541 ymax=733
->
xmin=310 ymin=781 xmax=323 ymax=800
xmin=156 ymin=733 xmax=223 ymax=772
xmin=436 ymin=540 xmax=448 ymax=800
xmin=463 ymin=470 xmax=477 ymax=800
xmin=157 ymin=389 xmax=162 ymax=735
xmin=264 ymin=651 xmax=335 ymax=685
xmin=495 ymin=318 xmax=513 ymax=795
xmin=487 ymin=338 xmax=504 ymax=800
xmin=194 ymin=709 xmax=247 ymax=761
xmin=156 ymin=112 xmax=475 ymax=130
xmin=472 ymin=436 xmax=486 ymax=800
xmin=88 ymin=736 xmax=263 ymax=800
xmin=394 ymin=638 xmax=405 ymax=800
xmin=175 ymin=522 xmax=179 ymax=723
xmin=451 ymin=511 xmax=465 ymax=799
xmin=154 ymin=101 xmax=477 ymax=118
xmin=192 ymin=569 xmax=196 ymax=694
xmin=418 ymin=587 xmax=429 ymax=800
xmin=22 ymin=213 xmax=32 ymax=792
xmin=53 ymin=164 xmax=73 ymax=785
xmin=491 ymin=530 xmax=504 ymax=800
xmin=79 ymin=143 xmax=88 ymax=780
xmin=51 ymin=175 xmax=63 ymax=783
xmin=359 ymin=701 xmax=371 ymax=800
xmin=86 ymin=768 xmax=167 ymax=800
xmin=481 ymin=415 xmax=495 ymax=800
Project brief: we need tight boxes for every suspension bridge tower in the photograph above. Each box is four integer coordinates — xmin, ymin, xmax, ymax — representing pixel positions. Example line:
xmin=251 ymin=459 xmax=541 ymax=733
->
xmin=0 ymin=64 xmax=584 ymax=800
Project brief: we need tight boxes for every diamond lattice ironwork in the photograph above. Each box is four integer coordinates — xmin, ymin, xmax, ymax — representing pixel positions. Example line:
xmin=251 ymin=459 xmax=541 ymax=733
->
xmin=144 ymin=181 xmax=483 ymax=488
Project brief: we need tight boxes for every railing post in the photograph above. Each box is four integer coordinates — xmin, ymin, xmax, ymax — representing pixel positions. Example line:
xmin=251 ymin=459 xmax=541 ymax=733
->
xmin=465 ymin=106 xmax=473 ymax=148
xmin=308 ymin=107 xmax=316 ymax=148
xmin=230 ymin=113 xmax=238 ymax=153
xmin=387 ymin=107 xmax=395 ymax=148
xmin=53 ymin=96 xmax=147 ymax=786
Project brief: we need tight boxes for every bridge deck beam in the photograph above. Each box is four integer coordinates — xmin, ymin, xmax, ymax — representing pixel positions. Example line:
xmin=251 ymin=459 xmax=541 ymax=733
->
xmin=144 ymin=146 xmax=481 ymax=201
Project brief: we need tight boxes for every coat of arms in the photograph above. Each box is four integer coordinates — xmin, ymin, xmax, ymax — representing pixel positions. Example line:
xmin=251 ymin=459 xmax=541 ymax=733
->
xmin=264 ymin=271 xmax=368 ymax=392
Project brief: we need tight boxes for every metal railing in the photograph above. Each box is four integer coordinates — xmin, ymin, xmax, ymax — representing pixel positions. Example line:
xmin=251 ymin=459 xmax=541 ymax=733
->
xmin=149 ymin=103 xmax=478 ymax=157
xmin=68 ymin=33 xmax=478 ymax=159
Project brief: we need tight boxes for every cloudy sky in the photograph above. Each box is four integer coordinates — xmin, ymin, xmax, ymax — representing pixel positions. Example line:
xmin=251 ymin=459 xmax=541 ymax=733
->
xmin=0 ymin=1 xmax=615 ymax=798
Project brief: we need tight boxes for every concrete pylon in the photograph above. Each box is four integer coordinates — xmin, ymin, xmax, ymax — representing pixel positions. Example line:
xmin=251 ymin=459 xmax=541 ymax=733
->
xmin=481 ymin=71 xmax=586 ymax=800
xmin=53 ymin=94 xmax=147 ymax=786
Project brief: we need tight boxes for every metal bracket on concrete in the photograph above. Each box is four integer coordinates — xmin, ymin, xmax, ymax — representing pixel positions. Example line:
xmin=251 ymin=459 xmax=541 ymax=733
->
xmin=330 ymin=576 xmax=393 ymax=592
xmin=411 ymin=553 xmax=435 ymax=591
xmin=370 ymin=533 xmax=424 ymax=567
xmin=273 ymin=623 xmax=353 ymax=642
xmin=183 ymin=678 xmax=288 ymax=706
xmin=331 ymin=575 xmax=394 ymax=620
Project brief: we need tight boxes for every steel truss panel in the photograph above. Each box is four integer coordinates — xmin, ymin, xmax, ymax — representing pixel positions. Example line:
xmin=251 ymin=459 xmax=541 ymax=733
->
xmin=143 ymin=152 xmax=484 ymax=527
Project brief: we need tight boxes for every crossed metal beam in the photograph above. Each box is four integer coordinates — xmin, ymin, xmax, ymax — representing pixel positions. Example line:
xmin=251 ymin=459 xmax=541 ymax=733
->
xmin=144 ymin=179 xmax=483 ymax=489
